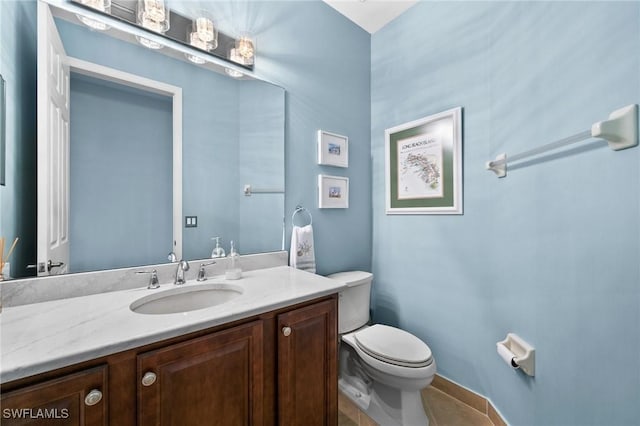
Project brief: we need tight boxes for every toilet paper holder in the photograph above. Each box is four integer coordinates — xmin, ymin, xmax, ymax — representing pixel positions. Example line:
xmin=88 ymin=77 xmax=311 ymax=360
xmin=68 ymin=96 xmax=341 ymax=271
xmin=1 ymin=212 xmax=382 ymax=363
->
xmin=497 ymin=333 xmax=535 ymax=376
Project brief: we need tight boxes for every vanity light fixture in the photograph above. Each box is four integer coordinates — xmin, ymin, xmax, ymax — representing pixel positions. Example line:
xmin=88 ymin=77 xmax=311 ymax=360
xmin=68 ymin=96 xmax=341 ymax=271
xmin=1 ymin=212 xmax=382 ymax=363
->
xmin=71 ymin=0 xmax=256 ymax=71
xmin=225 ymin=48 xmax=245 ymax=78
xmin=185 ymin=15 xmax=218 ymax=65
xmin=235 ymin=36 xmax=255 ymax=65
xmin=76 ymin=0 xmax=111 ymax=31
xmin=136 ymin=0 xmax=170 ymax=50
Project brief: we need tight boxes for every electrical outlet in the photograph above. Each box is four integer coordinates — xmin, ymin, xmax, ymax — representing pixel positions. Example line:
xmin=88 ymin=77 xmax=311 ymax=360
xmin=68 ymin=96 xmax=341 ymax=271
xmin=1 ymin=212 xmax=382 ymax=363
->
xmin=185 ymin=216 xmax=197 ymax=228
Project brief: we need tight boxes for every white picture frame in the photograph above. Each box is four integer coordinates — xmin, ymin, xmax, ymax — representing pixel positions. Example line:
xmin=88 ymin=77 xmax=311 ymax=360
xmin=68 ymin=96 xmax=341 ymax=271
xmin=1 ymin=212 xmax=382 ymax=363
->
xmin=317 ymin=130 xmax=348 ymax=168
xmin=385 ymin=107 xmax=463 ymax=215
xmin=318 ymin=174 xmax=349 ymax=209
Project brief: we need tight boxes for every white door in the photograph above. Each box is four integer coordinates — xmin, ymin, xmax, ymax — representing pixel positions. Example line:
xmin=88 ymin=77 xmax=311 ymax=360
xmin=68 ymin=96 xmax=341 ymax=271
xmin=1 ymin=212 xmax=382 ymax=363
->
xmin=36 ymin=1 xmax=70 ymax=276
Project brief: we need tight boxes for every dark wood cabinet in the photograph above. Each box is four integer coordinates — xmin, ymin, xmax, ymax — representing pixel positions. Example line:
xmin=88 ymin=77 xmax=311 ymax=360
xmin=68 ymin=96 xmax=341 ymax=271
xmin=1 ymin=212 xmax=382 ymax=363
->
xmin=137 ymin=320 xmax=264 ymax=426
xmin=1 ymin=295 xmax=337 ymax=426
xmin=277 ymin=299 xmax=337 ymax=426
xmin=0 ymin=365 xmax=108 ymax=426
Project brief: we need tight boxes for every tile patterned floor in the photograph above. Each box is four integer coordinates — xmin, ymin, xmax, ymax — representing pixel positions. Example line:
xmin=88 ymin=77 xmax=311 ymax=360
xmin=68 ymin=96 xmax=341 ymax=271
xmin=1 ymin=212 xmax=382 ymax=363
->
xmin=339 ymin=386 xmax=494 ymax=426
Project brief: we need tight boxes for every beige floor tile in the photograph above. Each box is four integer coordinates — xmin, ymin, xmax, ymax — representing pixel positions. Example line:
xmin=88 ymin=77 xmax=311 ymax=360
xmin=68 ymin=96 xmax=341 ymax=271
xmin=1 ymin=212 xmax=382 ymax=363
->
xmin=423 ymin=387 xmax=493 ymax=426
xmin=339 ymin=391 xmax=361 ymax=424
xmin=340 ymin=386 xmax=498 ymax=426
xmin=421 ymin=389 xmax=439 ymax=426
xmin=339 ymin=410 xmax=359 ymax=426
xmin=358 ymin=411 xmax=379 ymax=426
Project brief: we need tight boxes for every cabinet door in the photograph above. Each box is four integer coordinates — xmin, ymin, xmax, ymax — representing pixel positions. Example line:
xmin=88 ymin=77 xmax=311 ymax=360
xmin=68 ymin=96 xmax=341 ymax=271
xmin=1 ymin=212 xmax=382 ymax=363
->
xmin=0 ymin=365 xmax=108 ymax=426
xmin=138 ymin=320 xmax=264 ymax=426
xmin=277 ymin=299 xmax=337 ymax=426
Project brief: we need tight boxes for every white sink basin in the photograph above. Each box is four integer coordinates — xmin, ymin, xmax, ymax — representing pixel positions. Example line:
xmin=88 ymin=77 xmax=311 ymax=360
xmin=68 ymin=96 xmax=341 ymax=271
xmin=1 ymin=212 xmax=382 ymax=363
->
xmin=130 ymin=283 xmax=243 ymax=315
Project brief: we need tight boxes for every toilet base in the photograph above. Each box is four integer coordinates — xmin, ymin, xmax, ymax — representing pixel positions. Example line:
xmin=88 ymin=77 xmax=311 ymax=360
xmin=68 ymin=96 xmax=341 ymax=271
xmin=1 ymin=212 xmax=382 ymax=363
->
xmin=340 ymin=378 xmax=430 ymax=426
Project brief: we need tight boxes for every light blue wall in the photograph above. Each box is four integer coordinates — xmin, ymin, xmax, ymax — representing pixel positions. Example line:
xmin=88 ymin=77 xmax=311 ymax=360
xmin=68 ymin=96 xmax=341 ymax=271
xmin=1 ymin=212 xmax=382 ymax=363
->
xmin=69 ymin=74 xmax=173 ymax=272
xmin=371 ymin=2 xmax=640 ymax=425
xmin=234 ymin=1 xmax=372 ymax=274
xmin=238 ymin=81 xmax=285 ymax=254
xmin=0 ymin=0 xmax=37 ymax=278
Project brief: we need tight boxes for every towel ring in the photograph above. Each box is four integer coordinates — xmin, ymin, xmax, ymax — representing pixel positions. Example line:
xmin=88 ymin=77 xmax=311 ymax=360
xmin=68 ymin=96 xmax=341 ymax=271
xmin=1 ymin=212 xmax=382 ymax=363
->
xmin=292 ymin=205 xmax=312 ymax=226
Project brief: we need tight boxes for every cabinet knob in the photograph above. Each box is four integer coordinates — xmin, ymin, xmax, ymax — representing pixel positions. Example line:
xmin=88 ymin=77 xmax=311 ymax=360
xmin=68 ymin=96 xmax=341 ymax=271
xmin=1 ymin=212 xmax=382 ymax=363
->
xmin=141 ymin=371 xmax=157 ymax=386
xmin=282 ymin=326 xmax=292 ymax=337
xmin=84 ymin=389 xmax=102 ymax=406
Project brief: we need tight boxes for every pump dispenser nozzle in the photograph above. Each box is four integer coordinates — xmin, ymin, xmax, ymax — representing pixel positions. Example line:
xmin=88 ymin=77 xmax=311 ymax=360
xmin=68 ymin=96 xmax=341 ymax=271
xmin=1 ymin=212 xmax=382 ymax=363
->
xmin=211 ymin=237 xmax=226 ymax=258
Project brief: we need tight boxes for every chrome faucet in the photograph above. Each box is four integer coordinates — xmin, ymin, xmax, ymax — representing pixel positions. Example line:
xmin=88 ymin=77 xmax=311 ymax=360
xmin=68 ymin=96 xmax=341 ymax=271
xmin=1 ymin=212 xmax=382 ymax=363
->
xmin=196 ymin=261 xmax=216 ymax=282
xmin=174 ymin=259 xmax=190 ymax=285
xmin=136 ymin=269 xmax=160 ymax=289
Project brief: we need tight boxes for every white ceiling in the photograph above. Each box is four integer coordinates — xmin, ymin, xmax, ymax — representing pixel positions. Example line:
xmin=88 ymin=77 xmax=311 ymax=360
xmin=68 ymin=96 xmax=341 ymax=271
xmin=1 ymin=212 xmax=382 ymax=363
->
xmin=323 ymin=0 xmax=418 ymax=34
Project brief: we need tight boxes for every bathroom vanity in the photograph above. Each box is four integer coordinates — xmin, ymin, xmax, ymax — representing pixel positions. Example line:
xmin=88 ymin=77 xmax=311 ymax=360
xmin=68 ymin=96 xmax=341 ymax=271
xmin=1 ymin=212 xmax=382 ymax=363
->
xmin=0 ymin=266 xmax=343 ymax=425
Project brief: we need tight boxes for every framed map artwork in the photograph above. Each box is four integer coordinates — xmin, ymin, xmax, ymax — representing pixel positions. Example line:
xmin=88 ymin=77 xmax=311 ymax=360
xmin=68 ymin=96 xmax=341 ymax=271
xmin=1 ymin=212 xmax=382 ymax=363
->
xmin=385 ymin=107 xmax=462 ymax=214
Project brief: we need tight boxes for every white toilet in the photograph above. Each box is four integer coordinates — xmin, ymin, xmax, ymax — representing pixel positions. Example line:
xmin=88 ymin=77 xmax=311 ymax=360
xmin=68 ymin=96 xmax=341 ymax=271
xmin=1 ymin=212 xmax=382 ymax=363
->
xmin=327 ymin=271 xmax=436 ymax=426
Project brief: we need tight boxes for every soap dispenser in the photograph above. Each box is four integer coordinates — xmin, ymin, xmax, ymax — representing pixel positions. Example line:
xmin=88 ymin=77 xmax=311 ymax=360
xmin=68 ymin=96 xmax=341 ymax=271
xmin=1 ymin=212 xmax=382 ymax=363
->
xmin=211 ymin=237 xmax=226 ymax=258
xmin=225 ymin=240 xmax=242 ymax=280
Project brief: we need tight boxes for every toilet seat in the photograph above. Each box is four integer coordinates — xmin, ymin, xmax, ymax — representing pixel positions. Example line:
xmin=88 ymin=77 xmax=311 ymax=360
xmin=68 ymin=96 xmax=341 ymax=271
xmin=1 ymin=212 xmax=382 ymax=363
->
xmin=354 ymin=324 xmax=433 ymax=368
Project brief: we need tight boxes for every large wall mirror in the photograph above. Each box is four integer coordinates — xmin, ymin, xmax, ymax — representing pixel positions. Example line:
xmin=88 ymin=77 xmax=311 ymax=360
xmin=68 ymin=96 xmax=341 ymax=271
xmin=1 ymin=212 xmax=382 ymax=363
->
xmin=3 ymin=0 xmax=284 ymax=279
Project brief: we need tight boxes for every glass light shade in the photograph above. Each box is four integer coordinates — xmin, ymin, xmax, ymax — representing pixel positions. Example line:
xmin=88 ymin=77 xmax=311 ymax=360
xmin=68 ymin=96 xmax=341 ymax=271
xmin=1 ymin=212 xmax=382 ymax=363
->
xmin=186 ymin=27 xmax=216 ymax=65
xmin=76 ymin=0 xmax=111 ymax=31
xmin=137 ymin=0 xmax=170 ymax=34
xmin=186 ymin=54 xmax=206 ymax=64
xmin=225 ymin=68 xmax=243 ymax=79
xmin=136 ymin=35 xmax=164 ymax=50
xmin=236 ymin=36 xmax=255 ymax=64
xmin=229 ymin=47 xmax=248 ymax=66
xmin=226 ymin=48 xmax=245 ymax=78
xmin=195 ymin=17 xmax=216 ymax=44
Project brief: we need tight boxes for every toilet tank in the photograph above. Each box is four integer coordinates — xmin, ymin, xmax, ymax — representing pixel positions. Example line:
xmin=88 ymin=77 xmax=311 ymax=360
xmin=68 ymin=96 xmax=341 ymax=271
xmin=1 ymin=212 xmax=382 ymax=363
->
xmin=327 ymin=271 xmax=373 ymax=334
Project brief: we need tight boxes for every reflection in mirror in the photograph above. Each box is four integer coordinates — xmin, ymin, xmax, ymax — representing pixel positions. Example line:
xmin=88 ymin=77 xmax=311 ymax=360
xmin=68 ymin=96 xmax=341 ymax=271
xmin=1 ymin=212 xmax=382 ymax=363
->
xmin=69 ymin=74 xmax=174 ymax=273
xmin=0 ymin=1 xmax=284 ymax=279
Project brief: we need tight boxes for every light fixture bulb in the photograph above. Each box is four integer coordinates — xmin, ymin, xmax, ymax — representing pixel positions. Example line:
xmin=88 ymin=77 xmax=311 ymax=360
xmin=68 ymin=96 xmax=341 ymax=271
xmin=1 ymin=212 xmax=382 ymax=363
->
xmin=78 ymin=0 xmax=110 ymax=12
xmin=136 ymin=35 xmax=164 ymax=50
xmin=196 ymin=17 xmax=215 ymax=43
xmin=236 ymin=36 xmax=255 ymax=63
xmin=229 ymin=47 xmax=247 ymax=65
xmin=137 ymin=0 xmax=170 ymax=34
xmin=142 ymin=0 xmax=166 ymax=23
xmin=76 ymin=0 xmax=111 ymax=31
xmin=225 ymin=68 xmax=243 ymax=79
xmin=186 ymin=53 xmax=206 ymax=64
xmin=77 ymin=15 xmax=110 ymax=31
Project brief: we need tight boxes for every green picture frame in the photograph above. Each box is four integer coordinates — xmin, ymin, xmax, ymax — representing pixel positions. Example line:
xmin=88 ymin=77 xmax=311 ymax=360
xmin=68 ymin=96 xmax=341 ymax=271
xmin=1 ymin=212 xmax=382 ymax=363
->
xmin=385 ymin=107 xmax=463 ymax=214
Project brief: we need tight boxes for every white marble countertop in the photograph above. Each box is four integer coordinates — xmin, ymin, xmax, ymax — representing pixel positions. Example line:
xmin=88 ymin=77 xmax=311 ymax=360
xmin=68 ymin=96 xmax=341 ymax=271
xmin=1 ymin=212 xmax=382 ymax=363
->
xmin=0 ymin=266 xmax=346 ymax=384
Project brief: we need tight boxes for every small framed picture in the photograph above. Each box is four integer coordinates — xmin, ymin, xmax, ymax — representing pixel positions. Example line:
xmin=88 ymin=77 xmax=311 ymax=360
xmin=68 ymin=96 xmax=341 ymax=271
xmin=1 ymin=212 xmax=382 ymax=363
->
xmin=317 ymin=130 xmax=348 ymax=168
xmin=318 ymin=174 xmax=349 ymax=209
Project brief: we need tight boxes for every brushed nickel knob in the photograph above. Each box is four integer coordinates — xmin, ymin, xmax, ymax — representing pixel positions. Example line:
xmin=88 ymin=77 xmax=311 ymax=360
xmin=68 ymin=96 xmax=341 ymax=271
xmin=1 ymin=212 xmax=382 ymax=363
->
xmin=282 ymin=326 xmax=292 ymax=337
xmin=84 ymin=389 xmax=102 ymax=406
xmin=142 ymin=371 xmax=157 ymax=386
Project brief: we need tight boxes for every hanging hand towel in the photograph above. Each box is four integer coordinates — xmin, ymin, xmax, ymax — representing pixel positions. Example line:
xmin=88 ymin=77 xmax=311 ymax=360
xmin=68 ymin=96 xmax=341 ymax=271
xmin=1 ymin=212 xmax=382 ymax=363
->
xmin=290 ymin=224 xmax=316 ymax=273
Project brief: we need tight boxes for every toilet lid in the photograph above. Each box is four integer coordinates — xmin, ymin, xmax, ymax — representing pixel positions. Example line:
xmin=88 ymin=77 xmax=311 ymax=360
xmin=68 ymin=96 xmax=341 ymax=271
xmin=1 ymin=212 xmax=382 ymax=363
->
xmin=354 ymin=324 xmax=433 ymax=368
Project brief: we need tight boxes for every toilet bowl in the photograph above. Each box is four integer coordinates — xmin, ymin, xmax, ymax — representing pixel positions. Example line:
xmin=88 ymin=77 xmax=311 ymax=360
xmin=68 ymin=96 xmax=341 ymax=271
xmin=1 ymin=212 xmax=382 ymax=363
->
xmin=327 ymin=272 xmax=437 ymax=426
